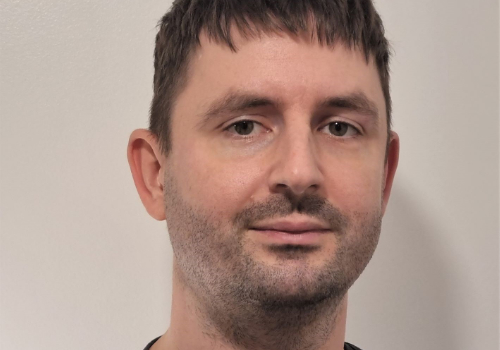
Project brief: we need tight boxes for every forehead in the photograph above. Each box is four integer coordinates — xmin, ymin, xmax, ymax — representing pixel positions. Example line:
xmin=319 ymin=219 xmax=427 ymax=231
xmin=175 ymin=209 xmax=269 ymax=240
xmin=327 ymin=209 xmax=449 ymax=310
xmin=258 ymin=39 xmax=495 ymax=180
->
xmin=173 ymin=28 xmax=386 ymax=126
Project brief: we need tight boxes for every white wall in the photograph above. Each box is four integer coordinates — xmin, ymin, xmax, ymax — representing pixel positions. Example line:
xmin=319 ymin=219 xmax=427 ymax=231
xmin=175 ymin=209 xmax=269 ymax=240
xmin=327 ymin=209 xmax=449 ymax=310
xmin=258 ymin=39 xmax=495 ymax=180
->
xmin=0 ymin=1 xmax=498 ymax=349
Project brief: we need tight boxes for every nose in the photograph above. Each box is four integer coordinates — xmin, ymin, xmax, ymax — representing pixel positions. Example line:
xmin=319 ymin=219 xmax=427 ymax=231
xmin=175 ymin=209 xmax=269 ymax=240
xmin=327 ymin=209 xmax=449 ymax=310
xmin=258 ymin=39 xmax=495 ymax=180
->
xmin=268 ymin=128 xmax=324 ymax=196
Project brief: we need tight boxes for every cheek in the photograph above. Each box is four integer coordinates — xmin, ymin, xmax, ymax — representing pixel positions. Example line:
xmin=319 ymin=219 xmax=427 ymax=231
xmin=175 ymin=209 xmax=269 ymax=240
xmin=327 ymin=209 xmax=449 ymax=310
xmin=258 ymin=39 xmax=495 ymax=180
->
xmin=324 ymin=158 xmax=385 ymax=214
xmin=171 ymin=141 xmax=266 ymax=215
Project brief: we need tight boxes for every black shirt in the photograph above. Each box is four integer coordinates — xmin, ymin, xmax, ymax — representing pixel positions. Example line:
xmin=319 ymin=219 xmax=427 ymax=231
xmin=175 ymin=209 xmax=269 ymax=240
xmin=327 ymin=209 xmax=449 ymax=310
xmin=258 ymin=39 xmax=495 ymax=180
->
xmin=144 ymin=336 xmax=364 ymax=350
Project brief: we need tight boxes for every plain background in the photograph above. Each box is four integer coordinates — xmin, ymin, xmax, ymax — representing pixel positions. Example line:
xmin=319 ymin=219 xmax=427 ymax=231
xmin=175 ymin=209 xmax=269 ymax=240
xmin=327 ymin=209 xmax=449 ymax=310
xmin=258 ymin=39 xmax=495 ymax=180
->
xmin=1 ymin=0 xmax=498 ymax=349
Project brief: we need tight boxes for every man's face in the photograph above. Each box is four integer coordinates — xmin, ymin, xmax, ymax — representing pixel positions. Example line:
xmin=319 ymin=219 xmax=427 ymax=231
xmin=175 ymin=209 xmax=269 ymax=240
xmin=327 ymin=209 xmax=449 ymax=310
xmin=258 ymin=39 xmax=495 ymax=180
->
xmin=162 ymin=31 xmax=396 ymax=310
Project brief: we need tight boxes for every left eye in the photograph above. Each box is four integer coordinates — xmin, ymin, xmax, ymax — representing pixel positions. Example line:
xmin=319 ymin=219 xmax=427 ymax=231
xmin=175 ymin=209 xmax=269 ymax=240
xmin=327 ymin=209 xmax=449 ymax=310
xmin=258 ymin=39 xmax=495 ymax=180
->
xmin=321 ymin=122 xmax=359 ymax=137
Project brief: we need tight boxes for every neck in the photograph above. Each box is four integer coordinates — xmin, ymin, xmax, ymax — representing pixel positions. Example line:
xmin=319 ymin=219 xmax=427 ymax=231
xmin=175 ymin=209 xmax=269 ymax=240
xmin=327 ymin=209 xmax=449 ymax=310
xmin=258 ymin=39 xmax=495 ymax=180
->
xmin=152 ymin=263 xmax=348 ymax=350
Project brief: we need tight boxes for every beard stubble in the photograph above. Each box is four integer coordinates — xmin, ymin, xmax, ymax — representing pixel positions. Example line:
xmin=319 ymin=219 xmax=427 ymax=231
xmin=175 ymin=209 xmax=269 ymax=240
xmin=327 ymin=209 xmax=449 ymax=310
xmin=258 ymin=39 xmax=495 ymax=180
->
xmin=164 ymin=171 xmax=382 ymax=350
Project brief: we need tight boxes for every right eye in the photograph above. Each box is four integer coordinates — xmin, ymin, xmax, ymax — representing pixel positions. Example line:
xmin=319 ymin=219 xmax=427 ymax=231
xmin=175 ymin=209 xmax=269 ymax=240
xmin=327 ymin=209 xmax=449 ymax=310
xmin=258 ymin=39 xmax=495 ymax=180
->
xmin=226 ymin=120 xmax=265 ymax=136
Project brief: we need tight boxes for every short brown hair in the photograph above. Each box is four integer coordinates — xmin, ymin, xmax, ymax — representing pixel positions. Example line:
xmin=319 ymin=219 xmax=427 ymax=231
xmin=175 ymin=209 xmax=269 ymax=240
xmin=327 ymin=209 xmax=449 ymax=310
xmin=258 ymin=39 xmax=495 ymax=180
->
xmin=150 ymin=0 xmax=391 ymax=154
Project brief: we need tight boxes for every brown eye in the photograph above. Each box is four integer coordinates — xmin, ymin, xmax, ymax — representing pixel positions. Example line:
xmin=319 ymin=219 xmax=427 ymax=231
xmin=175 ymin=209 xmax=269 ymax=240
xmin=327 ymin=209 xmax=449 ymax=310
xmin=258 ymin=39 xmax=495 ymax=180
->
xmin=233 ymin=121 xmax=254 ymax=135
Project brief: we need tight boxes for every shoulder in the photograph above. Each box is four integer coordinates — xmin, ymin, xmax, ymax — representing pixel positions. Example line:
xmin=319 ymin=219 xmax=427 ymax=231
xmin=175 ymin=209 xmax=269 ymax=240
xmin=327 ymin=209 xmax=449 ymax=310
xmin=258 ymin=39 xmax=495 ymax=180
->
xmin=344 ymin=342 xmax=364 ymax=350
xmin=144 ymin=338 xmax=364 ymax=350
xmin=143 ymin=336 xmax=161 ymax=350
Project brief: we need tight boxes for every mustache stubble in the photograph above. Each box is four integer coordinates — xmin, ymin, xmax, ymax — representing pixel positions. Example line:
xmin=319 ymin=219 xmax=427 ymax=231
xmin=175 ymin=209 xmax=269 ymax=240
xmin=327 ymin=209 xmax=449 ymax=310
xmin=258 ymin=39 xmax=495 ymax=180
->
xmin=232 ymin=188 xmax=350 ymax=235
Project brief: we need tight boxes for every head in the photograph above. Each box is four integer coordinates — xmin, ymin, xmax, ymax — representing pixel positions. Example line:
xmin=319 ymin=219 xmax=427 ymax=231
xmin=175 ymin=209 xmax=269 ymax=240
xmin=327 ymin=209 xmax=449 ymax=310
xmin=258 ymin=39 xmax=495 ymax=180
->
xmin=128 ymin=0 xmax=399 ymax=348
xmin=149 ymin=0 xmax=393 ymax=155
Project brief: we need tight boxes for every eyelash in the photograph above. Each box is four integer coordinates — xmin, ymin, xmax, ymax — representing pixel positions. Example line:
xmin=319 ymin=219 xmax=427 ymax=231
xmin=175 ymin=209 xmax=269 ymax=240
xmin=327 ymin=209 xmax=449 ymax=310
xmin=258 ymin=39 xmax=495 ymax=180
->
xmin=319 ymin=121 xmax=361 ymax=138
xmin=223 ymin=119 xmax=266 ymax=139
xmin=224 ymin=119 xmax=361 ymax=138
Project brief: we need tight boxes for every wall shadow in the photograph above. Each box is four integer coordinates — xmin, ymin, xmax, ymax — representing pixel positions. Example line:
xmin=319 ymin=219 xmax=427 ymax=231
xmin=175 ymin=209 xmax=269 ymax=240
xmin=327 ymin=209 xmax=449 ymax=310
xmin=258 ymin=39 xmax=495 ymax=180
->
xmin=347 ymin=181 xmax=462 ymax=350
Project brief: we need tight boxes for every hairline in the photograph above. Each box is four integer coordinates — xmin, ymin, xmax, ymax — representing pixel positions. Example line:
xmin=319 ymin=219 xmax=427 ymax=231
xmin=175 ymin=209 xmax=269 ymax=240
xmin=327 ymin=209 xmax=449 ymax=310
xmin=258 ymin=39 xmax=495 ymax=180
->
xmin=158 ymin=21 xmax=391 ymax=157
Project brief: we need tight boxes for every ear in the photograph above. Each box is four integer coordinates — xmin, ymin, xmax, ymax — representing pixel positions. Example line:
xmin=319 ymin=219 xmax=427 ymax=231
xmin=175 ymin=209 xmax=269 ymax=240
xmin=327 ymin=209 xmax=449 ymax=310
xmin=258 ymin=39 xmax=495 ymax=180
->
xmin=381 ymin=131 xmax=400 ymax=216
xmin=127 ymin=129 xmax=166 ymax=221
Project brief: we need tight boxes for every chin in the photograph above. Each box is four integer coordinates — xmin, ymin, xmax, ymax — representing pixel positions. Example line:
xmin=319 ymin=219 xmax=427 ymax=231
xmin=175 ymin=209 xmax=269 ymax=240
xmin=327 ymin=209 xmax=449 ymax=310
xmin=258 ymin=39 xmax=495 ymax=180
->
xmin=245 ymin=259 xmax=342 ymax=308
xmin=257 ymin=283 xmax=338 ymax=311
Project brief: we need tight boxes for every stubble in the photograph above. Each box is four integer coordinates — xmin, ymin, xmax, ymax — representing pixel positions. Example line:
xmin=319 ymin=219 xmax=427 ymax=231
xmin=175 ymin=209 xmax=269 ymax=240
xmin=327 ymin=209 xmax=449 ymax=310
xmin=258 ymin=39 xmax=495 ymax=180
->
xmin=164 ymin=171 xmax=382 ymax=350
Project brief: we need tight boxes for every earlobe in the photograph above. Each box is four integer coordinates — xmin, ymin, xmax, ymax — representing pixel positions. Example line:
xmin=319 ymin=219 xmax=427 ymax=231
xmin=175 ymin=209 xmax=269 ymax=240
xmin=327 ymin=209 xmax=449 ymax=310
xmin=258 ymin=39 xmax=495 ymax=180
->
xmin=381 ymin=131 xmax=400 ymax=215
xmin=127 ymin=129 xmax=166 ymax=221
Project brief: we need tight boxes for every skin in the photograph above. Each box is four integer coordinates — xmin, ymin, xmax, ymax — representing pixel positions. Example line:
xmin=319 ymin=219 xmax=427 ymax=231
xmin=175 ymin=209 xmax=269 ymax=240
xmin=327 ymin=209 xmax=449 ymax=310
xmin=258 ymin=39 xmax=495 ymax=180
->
xmin=128 ymin=29 xmax=399 ymax=350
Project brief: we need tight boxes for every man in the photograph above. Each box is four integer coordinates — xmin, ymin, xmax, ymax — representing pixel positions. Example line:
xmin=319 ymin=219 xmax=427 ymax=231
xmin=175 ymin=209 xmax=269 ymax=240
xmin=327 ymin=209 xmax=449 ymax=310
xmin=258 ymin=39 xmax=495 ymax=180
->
xmin=127 ymin=0 xmax=399 ymax=349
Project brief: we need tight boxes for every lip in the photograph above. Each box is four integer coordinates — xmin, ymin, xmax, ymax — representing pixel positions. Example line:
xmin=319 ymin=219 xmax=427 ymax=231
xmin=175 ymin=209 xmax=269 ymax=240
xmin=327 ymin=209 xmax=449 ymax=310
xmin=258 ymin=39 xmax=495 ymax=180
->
xmin=251 ymin=229 xmax=326 ymax=245
xmin=250 ymin=218 xmax=330 ymax=234
xmin=249 ymin=217 xmax=331 ymax=245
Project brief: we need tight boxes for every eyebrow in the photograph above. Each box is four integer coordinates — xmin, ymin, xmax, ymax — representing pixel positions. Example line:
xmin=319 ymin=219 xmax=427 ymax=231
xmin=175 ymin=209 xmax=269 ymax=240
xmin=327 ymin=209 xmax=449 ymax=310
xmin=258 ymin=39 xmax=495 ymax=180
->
xmin=197 ymin=90 xmax=379 ymax=127
xmin=197 ymin=91 xmax=279 ymax=126
xmin=318 ymin=92 xmax=379 ymax=121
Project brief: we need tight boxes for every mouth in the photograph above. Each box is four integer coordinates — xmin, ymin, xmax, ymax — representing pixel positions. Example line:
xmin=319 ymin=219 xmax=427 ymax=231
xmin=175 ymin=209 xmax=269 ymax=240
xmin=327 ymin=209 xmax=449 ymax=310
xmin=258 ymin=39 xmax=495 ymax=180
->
xmin=249 ymin=216 xmax=331 ymax=245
